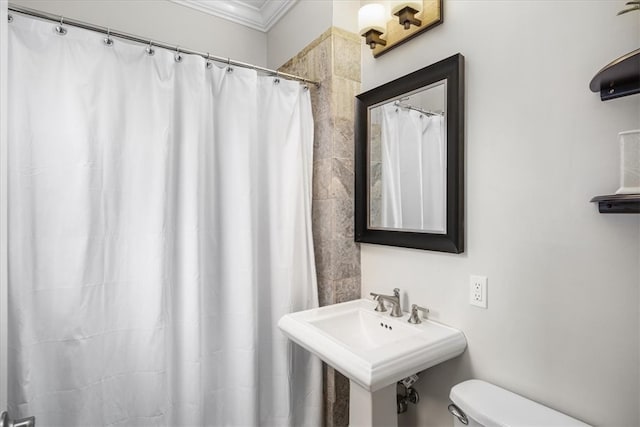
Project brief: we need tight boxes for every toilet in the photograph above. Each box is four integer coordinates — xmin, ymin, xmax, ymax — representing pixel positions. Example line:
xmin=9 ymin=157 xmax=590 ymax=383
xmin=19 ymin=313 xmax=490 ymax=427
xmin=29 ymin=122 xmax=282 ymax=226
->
xmin=448 ymin=380 xmax=591 ymax=426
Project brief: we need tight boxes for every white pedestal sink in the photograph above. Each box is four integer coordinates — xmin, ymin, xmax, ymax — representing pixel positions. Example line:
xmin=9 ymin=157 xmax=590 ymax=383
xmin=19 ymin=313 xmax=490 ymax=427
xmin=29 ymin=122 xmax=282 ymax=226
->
xmin=278 ymin=299 xmax=467 ymax=426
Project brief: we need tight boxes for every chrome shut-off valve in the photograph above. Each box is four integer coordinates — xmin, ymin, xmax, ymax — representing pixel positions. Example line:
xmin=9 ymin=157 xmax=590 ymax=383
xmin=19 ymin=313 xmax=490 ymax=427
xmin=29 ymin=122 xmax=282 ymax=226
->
xmin=1 ymin=412 xmax=35 ymax=427
xmin=397 ymin=374 xmax=420 ymax=414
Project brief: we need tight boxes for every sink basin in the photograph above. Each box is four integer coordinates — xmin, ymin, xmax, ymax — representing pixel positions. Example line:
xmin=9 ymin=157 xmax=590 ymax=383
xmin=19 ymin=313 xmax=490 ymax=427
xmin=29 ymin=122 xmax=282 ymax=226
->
xmin=278 ymin=298 xmax=467 ymax=392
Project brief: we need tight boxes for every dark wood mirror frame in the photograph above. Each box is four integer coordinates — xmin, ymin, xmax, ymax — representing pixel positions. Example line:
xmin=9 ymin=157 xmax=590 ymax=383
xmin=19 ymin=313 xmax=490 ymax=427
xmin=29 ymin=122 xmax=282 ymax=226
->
xmin=354 ymin=53 xmax=465 ymax=253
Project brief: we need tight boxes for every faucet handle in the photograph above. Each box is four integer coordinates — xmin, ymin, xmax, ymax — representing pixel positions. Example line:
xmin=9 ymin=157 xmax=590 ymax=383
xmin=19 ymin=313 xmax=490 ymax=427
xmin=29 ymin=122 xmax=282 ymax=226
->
xmin=393 ymin=288 xmax=400 ymax=298
xmin=408 ymin=304 xmax=429 ymax=324
xmin=370 ymin=292 xmax=387 ymax=312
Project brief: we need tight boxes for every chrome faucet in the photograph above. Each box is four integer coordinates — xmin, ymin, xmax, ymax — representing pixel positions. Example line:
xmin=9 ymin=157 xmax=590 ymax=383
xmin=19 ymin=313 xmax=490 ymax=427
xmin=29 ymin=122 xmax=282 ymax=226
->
xmin=370 ymin=288 xmax=403 ymax=317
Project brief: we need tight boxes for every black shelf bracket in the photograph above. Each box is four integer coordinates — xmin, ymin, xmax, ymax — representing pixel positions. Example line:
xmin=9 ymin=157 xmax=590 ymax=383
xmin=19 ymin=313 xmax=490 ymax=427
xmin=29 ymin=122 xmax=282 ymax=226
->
xmin=590 ymin=49 xmax=640 ymax=101
xmin=590 ymin=194 xmax=640 ymax=214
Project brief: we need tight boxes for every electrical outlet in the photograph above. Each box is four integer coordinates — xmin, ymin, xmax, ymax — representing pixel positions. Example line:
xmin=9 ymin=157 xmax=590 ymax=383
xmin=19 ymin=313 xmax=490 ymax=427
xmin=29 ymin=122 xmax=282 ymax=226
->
xmin=469 ymin=275 xmax=488 ymax=308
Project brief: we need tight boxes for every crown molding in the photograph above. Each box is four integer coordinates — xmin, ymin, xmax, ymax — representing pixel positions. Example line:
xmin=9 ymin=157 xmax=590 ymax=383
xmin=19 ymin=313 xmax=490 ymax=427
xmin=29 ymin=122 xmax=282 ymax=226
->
xmin=170 ymin=0 xmax=298 ymax=32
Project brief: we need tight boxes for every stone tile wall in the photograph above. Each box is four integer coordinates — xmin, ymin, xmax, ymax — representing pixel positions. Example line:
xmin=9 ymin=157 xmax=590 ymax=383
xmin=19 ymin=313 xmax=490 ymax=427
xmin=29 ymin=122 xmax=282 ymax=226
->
xmin=279 ymin=27 xmax=361 ymax=427
xmin=369 ymin=118 xmax=382 ymax=227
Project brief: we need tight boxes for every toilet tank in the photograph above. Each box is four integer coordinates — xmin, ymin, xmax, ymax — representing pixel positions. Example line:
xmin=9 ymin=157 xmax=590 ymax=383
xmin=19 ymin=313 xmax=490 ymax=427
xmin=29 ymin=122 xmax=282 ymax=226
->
xmin=449 ymin=380 xmax=591 ymax=427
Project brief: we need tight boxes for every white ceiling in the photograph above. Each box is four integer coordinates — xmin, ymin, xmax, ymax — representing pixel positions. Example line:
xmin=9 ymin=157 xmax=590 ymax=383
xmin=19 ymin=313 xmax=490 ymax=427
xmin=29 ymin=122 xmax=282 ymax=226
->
xmin=170 ymin=0 xmax=298 ymax=32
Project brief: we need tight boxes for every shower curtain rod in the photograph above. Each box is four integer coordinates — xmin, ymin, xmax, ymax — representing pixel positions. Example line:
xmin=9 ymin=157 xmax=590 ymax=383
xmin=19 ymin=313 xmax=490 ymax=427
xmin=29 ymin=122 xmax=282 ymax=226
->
xmin=393 ymin=100 xmax=442 ymax=116
xmin=7 ymin=3 xmax=321 ymax=88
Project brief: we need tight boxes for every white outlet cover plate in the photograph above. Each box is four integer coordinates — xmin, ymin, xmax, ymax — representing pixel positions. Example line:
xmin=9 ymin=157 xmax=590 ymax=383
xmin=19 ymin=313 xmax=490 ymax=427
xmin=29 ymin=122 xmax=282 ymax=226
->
xmin=469 ymin=275 xmax=488 ymax=308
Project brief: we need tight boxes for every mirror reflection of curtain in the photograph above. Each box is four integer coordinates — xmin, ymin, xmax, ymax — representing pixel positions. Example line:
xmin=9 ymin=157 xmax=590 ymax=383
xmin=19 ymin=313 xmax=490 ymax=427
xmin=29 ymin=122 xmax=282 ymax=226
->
xmin=380 ymin=104 xmax=446 ymax=232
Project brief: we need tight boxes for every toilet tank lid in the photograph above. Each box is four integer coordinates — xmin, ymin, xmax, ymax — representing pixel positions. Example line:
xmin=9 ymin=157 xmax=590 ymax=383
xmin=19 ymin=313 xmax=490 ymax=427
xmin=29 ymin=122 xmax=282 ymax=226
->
xmin=449 ymin=380 xmax=591 ymax=427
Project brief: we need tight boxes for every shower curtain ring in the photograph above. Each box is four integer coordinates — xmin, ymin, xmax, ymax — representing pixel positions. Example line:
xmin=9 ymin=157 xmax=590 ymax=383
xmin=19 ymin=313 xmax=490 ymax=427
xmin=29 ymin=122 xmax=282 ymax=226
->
xmin=206 ymin=53 xmax=213 ymax=69
xmin=226 ymin=57 xmax=233 ymax=73
xmin=55 ymin=16 xmax=67 ymax=35
xmin=146 ymin=40 xmax=155 ymax=56
xmin=8 ymin=14 xmax=13 ymax=23
xmin=103 ymin=28 xmax=114 ymax=47
xmin=175 ymin=46 xmax=183 ymax=63
xmin=274 ymin=71 xmax=280 ymax=85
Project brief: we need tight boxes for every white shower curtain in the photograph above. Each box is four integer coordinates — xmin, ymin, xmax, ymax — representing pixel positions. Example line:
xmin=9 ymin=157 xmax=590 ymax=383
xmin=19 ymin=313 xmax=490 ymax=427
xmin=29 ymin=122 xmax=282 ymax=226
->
xmin=380 ymin=104 xmax=446 ymax=233
xmin=7 ymin=13 xmax=321 ymax=427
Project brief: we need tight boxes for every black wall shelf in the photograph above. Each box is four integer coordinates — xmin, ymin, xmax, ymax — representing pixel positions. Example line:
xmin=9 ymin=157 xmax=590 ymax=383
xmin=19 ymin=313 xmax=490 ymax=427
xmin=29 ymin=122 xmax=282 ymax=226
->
xmin=590 ymin=49 xmax=640 ymax=101
xmin=590 ymin=194 xmax=640 ymax=213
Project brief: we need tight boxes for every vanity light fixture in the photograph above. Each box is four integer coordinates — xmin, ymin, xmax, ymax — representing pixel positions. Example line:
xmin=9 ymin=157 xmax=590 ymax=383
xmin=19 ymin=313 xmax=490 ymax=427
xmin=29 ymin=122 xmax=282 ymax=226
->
xmin=358 ymin=0 xmax=443 ymax=57
xmin=358 ymin=3 xmax=388 ymax=49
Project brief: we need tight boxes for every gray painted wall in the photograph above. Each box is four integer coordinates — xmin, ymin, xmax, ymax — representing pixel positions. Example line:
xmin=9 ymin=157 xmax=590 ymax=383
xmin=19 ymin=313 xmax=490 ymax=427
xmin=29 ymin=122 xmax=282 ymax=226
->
xmin=360 ymin=1 xmax=640 ymax=426
xmin=266 ymin=0 xmax=359 ymax=69
xmin=267 ymin=0 xmax=333 ymax=69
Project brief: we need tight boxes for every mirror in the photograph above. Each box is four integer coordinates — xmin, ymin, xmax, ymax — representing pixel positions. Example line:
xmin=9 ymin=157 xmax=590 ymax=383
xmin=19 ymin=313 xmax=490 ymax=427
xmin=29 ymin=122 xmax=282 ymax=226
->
xmin=355 ymin=54 xmax=464 ymax=253
xmin=368 ymin=81 xmax=446 ymax=233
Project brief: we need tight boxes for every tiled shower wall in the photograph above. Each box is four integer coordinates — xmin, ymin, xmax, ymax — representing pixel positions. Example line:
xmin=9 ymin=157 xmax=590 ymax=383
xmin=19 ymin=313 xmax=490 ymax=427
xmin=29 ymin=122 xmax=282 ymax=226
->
xmin=279 ymin=27 xmax=361 ymax=427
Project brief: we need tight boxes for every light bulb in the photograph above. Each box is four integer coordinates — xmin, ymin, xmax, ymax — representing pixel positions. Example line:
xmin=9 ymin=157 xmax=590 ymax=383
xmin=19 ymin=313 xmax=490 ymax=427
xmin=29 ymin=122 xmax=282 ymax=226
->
xmin=358 ymin=3 xmax=387 ymax=36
